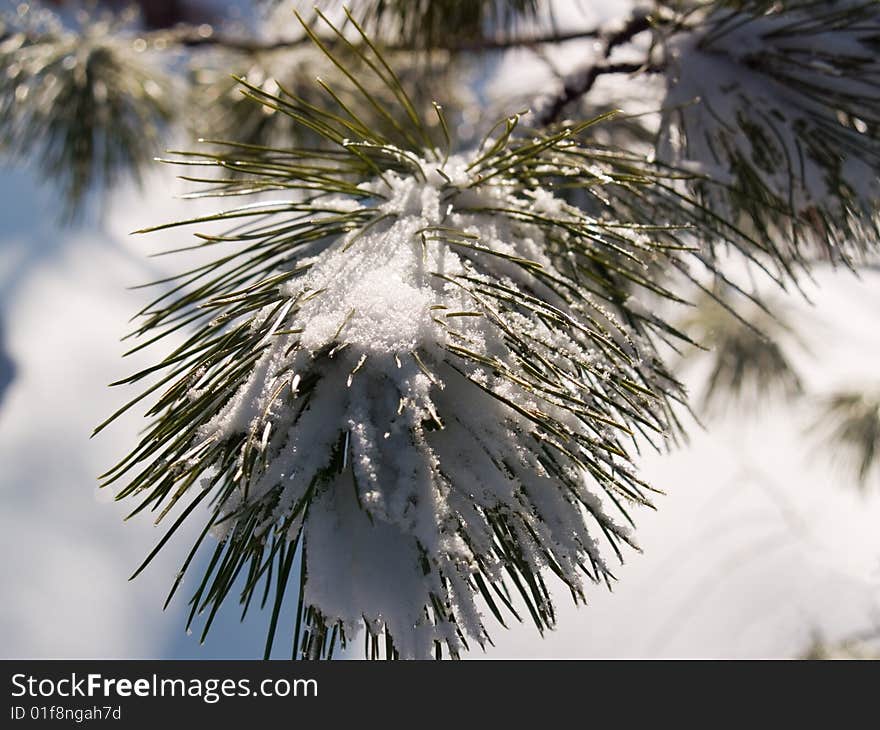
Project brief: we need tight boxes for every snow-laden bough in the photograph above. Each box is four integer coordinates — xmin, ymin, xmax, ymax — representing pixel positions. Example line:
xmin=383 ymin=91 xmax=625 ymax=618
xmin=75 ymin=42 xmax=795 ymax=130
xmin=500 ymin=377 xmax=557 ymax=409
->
xmin=658 ymin=0 xmax=880 ymax=272
xmin=199 ymin=161 xmax=668 ymax=658
xmin=99 ymin=10 xmax=690 ymax=659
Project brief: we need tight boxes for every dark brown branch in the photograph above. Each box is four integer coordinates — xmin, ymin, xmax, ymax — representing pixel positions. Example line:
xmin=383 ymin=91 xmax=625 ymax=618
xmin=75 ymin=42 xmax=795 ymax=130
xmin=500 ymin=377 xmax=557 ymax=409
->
xmin=157 ymin=28 xmax=311 ymax=53
xmin=604 ymin=12 xmax=654 ymax=58
xmin=150 ymin=25 xmax=603 ymax=55
xmin=0 ymin=24 xmax=604 ymax=58
xmin=536 ymin=11 xmax=657 ymax=126
xmin=535 ymin=62 xmax=661 ymax=126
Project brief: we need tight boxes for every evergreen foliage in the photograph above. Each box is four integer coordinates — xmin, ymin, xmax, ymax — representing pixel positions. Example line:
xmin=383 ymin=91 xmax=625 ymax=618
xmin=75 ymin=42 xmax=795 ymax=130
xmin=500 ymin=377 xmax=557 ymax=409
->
xmin=3 ymin=0 xmax=878 ymax=657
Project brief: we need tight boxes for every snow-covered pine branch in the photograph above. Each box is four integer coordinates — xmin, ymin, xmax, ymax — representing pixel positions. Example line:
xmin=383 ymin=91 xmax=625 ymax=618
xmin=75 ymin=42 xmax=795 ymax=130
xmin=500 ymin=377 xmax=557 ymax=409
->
xmin=658 ymin=0 xmax=880 ymax=275
xmin=97 ymin=10 xmax=707 ymax=659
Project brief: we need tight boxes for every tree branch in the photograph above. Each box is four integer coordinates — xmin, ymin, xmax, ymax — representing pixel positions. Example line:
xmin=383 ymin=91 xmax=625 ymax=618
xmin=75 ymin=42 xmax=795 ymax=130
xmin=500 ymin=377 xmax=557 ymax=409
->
xmin=603 ymin=12 xmax=653 ymax=59
xmin=2 ymin=9 xmax=657 ymax=131
xmin=148 ymin=24 xmax=603 ymax=55
xmin=535 ymin=62 xmax=662 ymax=126
xmin=0 ymin=24 xmax=604 ymax=59
xmin=535 ymin=11 xmax=658 ymax=126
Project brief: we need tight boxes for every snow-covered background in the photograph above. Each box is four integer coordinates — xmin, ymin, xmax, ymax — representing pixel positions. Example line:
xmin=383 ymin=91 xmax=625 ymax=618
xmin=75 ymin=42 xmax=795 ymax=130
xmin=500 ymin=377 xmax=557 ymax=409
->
xmin=1 ymin=0 xmax=879 ymax=659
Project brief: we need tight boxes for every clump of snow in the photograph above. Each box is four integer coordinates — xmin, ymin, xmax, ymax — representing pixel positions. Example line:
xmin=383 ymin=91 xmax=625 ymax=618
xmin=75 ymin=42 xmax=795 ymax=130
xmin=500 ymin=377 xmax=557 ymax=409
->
xmin=196 ymin=155 xmax=649 ymax=657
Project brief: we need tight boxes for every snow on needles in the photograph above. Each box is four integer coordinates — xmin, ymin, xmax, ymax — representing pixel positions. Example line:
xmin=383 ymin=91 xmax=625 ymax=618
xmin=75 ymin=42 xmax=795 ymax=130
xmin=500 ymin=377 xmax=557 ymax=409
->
xmin=196 ymin=155 xmax=653 ymax=657
xmin=658 ymin=1 xmax=880 ymax=265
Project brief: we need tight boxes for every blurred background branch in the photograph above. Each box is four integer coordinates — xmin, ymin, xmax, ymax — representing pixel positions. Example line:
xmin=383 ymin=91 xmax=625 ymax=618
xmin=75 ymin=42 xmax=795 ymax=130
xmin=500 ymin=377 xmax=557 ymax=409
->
xmin=1 ymin=1 xmax=661 ymax=221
